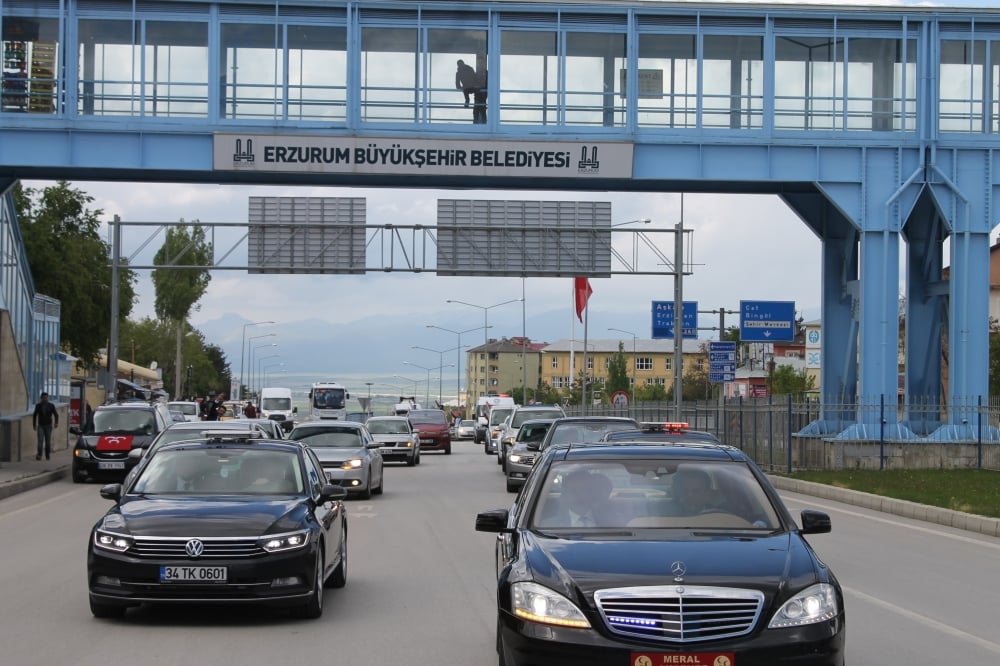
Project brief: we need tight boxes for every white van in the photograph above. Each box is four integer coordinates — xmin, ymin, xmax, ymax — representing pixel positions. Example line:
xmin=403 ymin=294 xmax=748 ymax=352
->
xmin=474 ymin=394 xmax=516 ymax=444
xmin=260 ymin=387 xmax=297 ymax=432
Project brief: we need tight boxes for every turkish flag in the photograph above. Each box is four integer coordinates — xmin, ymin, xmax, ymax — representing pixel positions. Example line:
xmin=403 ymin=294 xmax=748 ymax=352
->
xmin=574 ymin=277 xmax=593 ymax=323
xmin=96 ymin=434 xmax=134 ymax=451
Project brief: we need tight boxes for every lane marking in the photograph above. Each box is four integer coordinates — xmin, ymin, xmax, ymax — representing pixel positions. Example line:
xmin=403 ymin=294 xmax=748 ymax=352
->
xmin=0 ymin=486 xmax=91 ymax=521
xmin=844 ymin=586 xmax=1000 ymax=656
xmin=782 ymin=494 xmax=1000 ymax=551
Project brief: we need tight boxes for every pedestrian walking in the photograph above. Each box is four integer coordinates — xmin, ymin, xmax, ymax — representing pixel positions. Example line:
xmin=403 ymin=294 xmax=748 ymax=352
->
xmin=32 ymin=391 xmax=59 ymax=460
xmin=244 ymin=401 xmax=258 ymax=419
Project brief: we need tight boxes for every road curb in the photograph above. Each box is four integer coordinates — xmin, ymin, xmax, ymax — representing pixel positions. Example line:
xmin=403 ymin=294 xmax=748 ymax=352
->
xmin=0 ymin=467 xmax=69 ymax=500
xmin=770 ymin=475 xmax=1000 ymax=538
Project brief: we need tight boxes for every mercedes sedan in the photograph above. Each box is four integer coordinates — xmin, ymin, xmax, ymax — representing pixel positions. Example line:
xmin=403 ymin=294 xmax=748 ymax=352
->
xmin=476 ymin=441 xmax=845 ymax=665
xmin=87 ymin=436 xmax=348 ymax=620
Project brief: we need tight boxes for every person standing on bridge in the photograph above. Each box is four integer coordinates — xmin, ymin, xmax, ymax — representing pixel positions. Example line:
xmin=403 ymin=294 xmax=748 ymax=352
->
xmin=455 ymin=59 xmax=477 ymax=110
xmin=472 ymin=53 xmax=488 ymax=124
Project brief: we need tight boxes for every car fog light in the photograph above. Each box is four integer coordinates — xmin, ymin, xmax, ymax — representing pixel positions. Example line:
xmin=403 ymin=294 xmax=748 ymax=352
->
xmin=271 ymin=576 xmax=303 ymax=587
xmin=351 ymin=479 xmax=360 ymax=486
xmin=96 ymin=576 xmax=121 ymax=586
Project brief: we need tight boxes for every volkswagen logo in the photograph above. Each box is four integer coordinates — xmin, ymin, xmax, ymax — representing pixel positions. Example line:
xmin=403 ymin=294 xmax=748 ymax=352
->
xmin=185 ymin=539 xmax=205 ymax=558
xmin=670 ymin=560 xmax=687 ymax=581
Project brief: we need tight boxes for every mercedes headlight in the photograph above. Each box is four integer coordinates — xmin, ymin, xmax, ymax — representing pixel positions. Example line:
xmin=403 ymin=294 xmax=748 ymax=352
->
xmin=93 ymin=529 xmax=133 ymax=553
xmin=259 ymin=530 xmax=310 ymax=553
xmin=341 ymin=459 xmax=363 ymax=469
xmin=769 ymin=583 xmax=839 ymax=628
xmin=511 ymin=582 xmax=591 ymax=629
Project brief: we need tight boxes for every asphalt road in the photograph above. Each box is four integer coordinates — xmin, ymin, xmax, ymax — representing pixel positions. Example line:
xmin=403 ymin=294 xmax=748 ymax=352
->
xmin=1 ymin=440 xmax=998 ymax=666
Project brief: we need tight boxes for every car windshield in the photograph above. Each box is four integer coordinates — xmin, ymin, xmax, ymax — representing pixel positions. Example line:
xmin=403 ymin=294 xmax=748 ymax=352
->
xmin=262 ymin=397 xmax=291 ymax=410
xmin=92 ymin=410 xmax=155 ymax=435
xmin=529 ymin=460 xmax=780 ymax=531
xmin=291 ymin=428 xmax=363 ymax=448
xmin=489 ymin=409 xmax=513 ymax=425
xmin=409 ymin=411 xmax=446 ymax=425
xmin=512 ymin=409 xmax=562 ymax=427
xmin=543 ymin=421 xmax=636 ymax=449
xmin=366 ymin=420 xmax=409 ymax=435
xmin=169 ymin=403 xmax=198 ymax=416
xmin=517 ymin=423 xmax=551 ymax=443
xmin=461 ymin=420 xmax=476 ymax=427
xmin=132 ymin=448 xmax=303 ymax=495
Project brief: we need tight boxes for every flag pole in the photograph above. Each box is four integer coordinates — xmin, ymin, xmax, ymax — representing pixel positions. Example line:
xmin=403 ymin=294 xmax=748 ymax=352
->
xmin=582 ymin=297 xmax=589 ymax=410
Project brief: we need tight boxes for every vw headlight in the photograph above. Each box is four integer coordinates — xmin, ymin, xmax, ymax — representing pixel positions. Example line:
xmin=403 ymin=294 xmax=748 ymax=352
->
xmin=768 ymin=583 xmax=839 ymax=628
xmin=341 ymin=459 xmax=363 ymax=470
xmin=511 ymin=582 xmax=591 ymax=629
xmin=93 ymin=529 xmax=133 ymax=553
xmin=259 ymin=530 xmax=310 ymax=553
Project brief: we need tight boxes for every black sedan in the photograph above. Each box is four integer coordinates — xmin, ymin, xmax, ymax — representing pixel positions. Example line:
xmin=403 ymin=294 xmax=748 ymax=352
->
xmin=87 ymin=436 xmax=348 ymax=620
xmin=476 ymin=441 xmax=845 ymax=665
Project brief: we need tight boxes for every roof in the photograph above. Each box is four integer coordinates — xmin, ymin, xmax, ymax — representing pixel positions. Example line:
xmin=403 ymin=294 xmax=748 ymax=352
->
xmin=542 ymin=338 xmax=707 ymax=354
xmin=553 ymin=442 xmax=746 ymax=461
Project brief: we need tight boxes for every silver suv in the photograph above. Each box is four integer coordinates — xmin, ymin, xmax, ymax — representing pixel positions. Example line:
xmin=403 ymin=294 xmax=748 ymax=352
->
xmin=497 ymin=404 xmax=566 ymax=470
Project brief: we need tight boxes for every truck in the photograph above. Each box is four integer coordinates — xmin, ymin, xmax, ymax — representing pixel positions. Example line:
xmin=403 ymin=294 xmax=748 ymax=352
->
xmin=259 ymin=386 xmax=297 ymax=432
xmin=308 ymin=381 xmax=350 ymax=420
xmin=393 ymin=397 xmax=421 ymax=416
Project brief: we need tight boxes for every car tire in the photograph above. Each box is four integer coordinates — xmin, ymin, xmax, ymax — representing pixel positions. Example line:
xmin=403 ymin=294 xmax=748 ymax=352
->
xmin=72 ymin=462 xmax=85 ymax=483
xmin=506 ymin=478 xmax=519 ymax=493
xmin=407 ymin=452 xmax=416 ymax=467
xmin=497 ymin=448 xmax=504 ymax=465
xmin=327 ymin=524 xmax=347 ymax=589
xmin=358 ymin=472 xmax=372 ymax=500
xmin=445 ymin=445 xmax=452 ymax=455
xmin=292 ymin=546 xmax=324 ymax=619
xmin=373 ymin=469 xmax=384 ymax=495
xmin=89 ymin=597 xmax=126 ymax=619
xmin=496 ymin=615 xmax=507 ymax=666
xmin=415 ymin=451 xmax=421 ymax=465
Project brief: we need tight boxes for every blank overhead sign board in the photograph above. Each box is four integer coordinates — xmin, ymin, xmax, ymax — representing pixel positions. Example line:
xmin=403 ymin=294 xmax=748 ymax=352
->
xmin=248 ymin=197 xmax=366 ymax=274
xmin=436 ymin=200 xmax=613 ymax=277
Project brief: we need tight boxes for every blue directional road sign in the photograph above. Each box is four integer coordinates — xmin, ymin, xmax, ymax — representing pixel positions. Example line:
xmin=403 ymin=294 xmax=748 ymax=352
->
xmin=739 ymin=300 xmax=795 ymax=342
xmin=708 ymin=341 xmax=736 ymax=382
xmin=651 ymin=301 xmax=698 ymax=339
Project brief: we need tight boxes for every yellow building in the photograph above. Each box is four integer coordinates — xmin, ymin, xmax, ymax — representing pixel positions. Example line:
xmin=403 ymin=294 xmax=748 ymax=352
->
xmin=540 ymin=338 xmax=709 ymax=397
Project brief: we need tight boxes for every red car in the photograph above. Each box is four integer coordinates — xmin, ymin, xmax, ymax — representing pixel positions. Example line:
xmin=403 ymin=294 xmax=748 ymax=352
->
xmin=408 ymin=409 xmax=452 ymax=454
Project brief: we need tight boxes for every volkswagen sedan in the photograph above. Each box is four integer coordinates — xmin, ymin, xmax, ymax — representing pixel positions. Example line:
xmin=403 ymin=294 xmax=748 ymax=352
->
xmin=87 ymin=437 xmax=348 ymax=620
xmin=288 ymin=421 xmax=384 ymax=499
xmin=476 ymin=441 xmax=845 ymax=665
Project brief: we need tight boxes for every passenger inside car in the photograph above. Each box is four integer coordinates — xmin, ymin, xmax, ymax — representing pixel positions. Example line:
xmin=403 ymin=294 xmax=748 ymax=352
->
xmin=536 ymin=467 xmax=618 ymax=528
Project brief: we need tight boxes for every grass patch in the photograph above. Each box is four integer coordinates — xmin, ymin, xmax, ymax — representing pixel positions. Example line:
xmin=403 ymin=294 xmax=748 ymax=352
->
xmin=781 ymin=469 xmax=1000 ymax=519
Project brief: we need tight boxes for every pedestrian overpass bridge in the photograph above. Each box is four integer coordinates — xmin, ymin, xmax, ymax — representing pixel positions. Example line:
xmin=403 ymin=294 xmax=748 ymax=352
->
xmin=2 ymin=0 xmax=1000 ymax=441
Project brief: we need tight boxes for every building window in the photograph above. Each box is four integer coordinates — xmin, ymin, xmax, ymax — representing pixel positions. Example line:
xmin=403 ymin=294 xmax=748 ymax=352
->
xmin=664 ymin=357 xmax=672 ymax=371
xmin=646 ymin=377 xmax=665 ymax=386
xmin=637 ymin=357 xmax=652 ymax=370
xmin=696 ymin=358 xmax=705 ymax=371
xmin=551 ymin=356 xmax=559 ymax=368
xmin=586 ymin=357 xmax=594 ymax=370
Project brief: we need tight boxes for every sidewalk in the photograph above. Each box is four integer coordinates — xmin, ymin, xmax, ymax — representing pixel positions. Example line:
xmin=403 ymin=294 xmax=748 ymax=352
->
xmin=0 ymin=446 xmax=71 ymax=500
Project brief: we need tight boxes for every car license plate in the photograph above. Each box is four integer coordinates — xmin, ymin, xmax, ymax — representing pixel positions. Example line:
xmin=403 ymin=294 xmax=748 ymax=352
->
xmin=97 ymin=461 xmax=125 ymax=470
xmin=160 ymin=566 xmax=227 ymax=583
xmin=630 ymin=652 xmax=735 ymax=665
xmin=420 ymin=438 xmax=434 ymax=444
xmin=380 ymin=448 xmax=396 ymax=454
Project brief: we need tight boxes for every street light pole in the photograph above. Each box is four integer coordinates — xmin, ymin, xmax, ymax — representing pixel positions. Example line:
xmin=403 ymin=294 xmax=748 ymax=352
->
xmin=412 ymin=344 xmax=463 ymax=406
xmin=365 ymin=382 xmax=373 ymax=416
xmin=257 ymin=354 xmax=280 ymax=397
xmin=239 ymin=321 xmax=274 ymax=400
xmin=249 ymin=341 xmax=277 ymax=401
xmin=446 ymin=298 xmax=521 ymax=399
xmin=426 ymin=324 xmax=490 ymax=415
xmin=608 ymin=327 xmax=638 ymax=410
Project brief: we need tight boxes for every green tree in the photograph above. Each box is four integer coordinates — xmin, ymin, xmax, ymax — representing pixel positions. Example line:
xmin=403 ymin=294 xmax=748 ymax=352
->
xmin=15 ymin=181 xmax=137 ymax=365
xmin=605 ymin=342 xmax=630 ymax=397
xmin=121 ymin=317 xmax=226 ymax=398
xmin=636 ymin=382 xmax=668 ymax=402
xmin=152 ymin=223 xmax=212 ymax=398
xmin=769 ymin=364 xmax=815 ymax=396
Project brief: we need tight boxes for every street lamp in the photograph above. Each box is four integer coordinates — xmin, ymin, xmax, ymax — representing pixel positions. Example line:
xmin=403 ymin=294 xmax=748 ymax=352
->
xmin=608 ymin=327 xmax=638 ymax=409
xmin=403 ymin=360 xmax=454 ymax=406
xmin=249 ymin=342 xmax=277 ymax=400
xmin=393 ymin=374 xmax=423 ymax=399
xmin=412 ymin=344 xmax=464 ymax=406
xmin=446 ymin=298 xmax=521 ymax=399
xmin=239 ymin=321 xmax=274 ymax=400
xmin=256 ymin=354 xmax=280 ymax=397
xmin=427 ymin=324 xmax=490 ymax=415
xmin=365 ymin=382 xmax=374 ymax=416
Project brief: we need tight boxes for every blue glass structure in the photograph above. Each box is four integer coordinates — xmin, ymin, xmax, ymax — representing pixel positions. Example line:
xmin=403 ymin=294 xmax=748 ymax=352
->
xmin=2 ymin=1 xmax=999 ymax=439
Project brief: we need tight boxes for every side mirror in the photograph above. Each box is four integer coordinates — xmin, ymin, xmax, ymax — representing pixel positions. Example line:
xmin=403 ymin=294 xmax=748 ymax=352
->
xmin=99 ymin=484 xmax=123 ymax=502
xmin=293 ymin=406 xmax=298 ymax=414
xmin=366 ymin=441 xmax=381 ymax=449
xmin=69 ymin=426 xmax=81 ymax=436
xmin=475 ymin=508 xmax=510 ymax=533
xmin=319 ymin=484 xmax=347 ymax=503
xmin=800 ymin=509 xmax=832 ymax=534
xmin=346 ymin=392 xmax=351 ymax=399
xmin=526 ymin=442 xmax=540 ymax=451
xmin=127 ymin=448 xmax=144 ymax=460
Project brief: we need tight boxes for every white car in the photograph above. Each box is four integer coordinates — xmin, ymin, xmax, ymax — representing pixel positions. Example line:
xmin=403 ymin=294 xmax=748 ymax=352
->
xmin=167 ymin=401 xmax=200 ymax=422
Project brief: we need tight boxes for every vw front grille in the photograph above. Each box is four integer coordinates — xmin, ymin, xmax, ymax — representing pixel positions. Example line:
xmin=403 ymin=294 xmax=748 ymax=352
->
xmin=595 ymin=585 xmax=764 ymax=643
xmin=130 ymin=536 xmax=264 ymax=559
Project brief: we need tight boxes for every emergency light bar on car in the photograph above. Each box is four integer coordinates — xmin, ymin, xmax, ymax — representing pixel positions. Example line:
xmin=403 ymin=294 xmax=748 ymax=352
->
xmin=639 ymin=422 xmax=690 ymax=433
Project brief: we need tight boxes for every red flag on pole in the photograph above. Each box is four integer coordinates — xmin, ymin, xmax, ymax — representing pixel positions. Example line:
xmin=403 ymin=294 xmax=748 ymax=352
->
xmin=574 ymin=277 xmax=593 ymax=323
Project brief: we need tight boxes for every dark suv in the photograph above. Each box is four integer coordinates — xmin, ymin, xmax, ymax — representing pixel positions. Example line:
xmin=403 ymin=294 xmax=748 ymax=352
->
xmin=408 ymin=409 xmax=452 ymax=454
xmin=71 ymin=401 xmax=174 ymax=483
